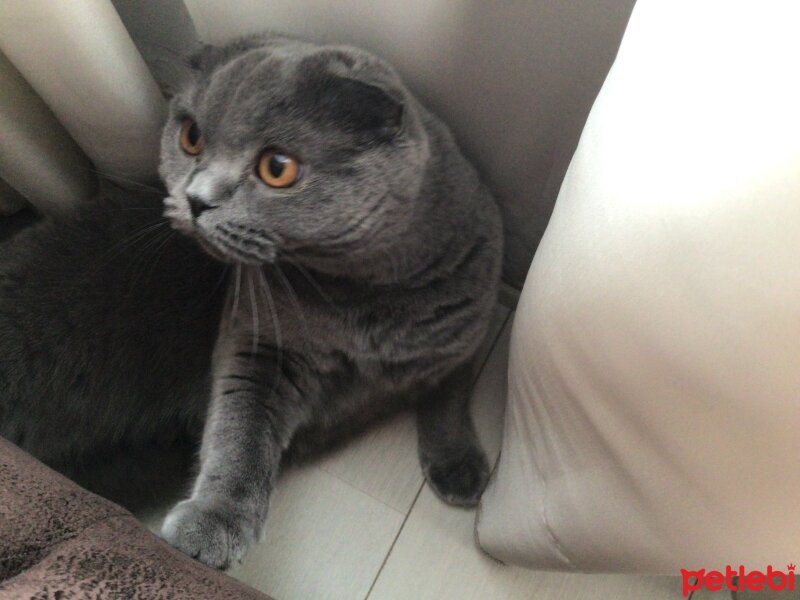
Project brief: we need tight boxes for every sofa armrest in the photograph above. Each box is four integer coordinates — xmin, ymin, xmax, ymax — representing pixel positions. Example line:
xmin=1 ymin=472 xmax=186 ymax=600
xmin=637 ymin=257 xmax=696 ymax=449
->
xmin=0 ymin=437 xmax=271 ymax=599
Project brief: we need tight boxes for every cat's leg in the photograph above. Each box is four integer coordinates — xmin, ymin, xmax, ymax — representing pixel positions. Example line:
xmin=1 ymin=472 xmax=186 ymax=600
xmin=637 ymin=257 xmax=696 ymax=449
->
xmin=161 ymin=342 xmax=315 ymax=569
xmin=416 ymin=361 xmax=490 ymax=507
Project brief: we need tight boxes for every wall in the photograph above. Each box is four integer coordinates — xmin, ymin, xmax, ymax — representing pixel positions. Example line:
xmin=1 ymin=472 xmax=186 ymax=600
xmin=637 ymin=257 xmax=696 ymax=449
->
xmin=181 ymin=0 xmax=637 ymax=286
xmin=0 ymin=0 xmax=635 ymax=285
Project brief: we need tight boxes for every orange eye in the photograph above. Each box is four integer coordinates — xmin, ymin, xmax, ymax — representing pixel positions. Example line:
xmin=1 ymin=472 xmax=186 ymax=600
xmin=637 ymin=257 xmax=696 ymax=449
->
xmin=179 ymin=118 xmax=204 ymax=156
xmin=257 ymin=150 xmax=301 ymax=188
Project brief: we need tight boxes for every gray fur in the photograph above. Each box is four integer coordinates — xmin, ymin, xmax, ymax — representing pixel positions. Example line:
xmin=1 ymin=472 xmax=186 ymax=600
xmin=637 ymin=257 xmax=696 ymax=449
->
xmin=0 ymin=34 xmax=502 ymax=569
xmin=0 ymin=185 xmax=223 ymax=503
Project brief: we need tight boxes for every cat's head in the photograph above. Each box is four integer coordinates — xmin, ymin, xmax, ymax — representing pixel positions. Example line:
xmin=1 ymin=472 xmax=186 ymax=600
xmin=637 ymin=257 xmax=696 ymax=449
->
xmin=160 ymin=34 xmax=430 ymax=267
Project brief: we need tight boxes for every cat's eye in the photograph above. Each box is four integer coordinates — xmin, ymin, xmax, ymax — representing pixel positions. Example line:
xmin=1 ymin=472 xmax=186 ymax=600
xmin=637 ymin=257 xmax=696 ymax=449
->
xmin=257 ymin=150 xmax=301 ymax=188
xmin=179 ymin=118 xmax=204 ymax=156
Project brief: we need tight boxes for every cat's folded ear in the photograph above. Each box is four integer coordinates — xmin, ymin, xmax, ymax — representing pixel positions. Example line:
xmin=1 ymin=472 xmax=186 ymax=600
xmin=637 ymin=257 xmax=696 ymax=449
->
xmin=304 ymin=74 xmax=405 ymax=144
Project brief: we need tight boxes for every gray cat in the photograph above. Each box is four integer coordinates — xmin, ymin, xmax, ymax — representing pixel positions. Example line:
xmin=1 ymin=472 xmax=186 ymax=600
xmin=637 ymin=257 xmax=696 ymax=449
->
xmin=0 ymin=34 xmax=502 ymax=569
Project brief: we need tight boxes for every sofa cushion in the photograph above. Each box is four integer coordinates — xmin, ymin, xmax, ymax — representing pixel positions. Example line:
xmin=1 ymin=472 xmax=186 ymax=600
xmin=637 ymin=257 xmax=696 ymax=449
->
xmin=0 ymin=437 xmax=271 ymax=599
xmin=476 ymin=0 xmax=800 ymax=572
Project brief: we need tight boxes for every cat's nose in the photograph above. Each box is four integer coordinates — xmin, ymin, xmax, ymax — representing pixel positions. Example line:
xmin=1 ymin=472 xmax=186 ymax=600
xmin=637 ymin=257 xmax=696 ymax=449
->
xmin=186 ymin=194 xmax=216 ymax=218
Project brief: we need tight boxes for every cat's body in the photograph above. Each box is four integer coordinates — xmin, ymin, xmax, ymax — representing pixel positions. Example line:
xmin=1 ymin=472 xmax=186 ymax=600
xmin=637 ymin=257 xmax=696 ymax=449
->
xmin=0 ymin=190 xmax=219 ymax=461
xmin=0 ymin=34 xmax=502 ymax=568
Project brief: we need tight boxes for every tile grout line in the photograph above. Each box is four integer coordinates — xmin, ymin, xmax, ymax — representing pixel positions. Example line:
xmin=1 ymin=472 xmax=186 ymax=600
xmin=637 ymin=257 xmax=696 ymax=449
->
xmin=363 ymin=480 xmax=426 ymax=600
xmin=313 ymin=464 xmax=408 ymax=517
xmin=321 ymin=307 xmax=510 ymax=515
xmin=362 ymin=307 xmax=512 ymax=600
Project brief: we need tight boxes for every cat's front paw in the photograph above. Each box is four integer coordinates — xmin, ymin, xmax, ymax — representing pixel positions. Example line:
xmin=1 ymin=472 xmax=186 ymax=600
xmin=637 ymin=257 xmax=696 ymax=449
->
xmin=161 ymin=497 xmax=261 ymax=569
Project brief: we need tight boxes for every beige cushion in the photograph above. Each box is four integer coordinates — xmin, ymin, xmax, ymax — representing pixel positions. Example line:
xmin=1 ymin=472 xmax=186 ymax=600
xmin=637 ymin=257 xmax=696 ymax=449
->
xmin=477 ymin=0 xmax=800 ymax=572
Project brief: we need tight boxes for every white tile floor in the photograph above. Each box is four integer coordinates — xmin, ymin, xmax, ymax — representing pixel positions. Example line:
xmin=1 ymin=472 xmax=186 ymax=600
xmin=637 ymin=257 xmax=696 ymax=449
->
xmin=139 ymin=302 xmax=684 ymax=600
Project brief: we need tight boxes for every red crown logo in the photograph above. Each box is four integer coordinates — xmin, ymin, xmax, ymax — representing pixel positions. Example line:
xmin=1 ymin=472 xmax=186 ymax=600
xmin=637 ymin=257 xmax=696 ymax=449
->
xmin=787 ymin=563 xmax=796 ymax=571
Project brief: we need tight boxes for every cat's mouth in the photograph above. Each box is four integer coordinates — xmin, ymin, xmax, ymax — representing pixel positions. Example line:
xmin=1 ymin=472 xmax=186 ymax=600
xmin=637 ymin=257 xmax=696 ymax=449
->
xmin=204 ymin=229 xmax=277 ymax=265
xmin=164 ymin=196 xmax=276 ymax=265
xmin=183 ymin=227 xmax=277 ymax=266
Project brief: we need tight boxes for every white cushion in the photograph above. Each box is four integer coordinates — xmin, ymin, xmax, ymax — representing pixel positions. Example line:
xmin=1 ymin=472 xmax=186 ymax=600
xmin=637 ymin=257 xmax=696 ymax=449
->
xmin=477 ymin=0 xmax=800 ymax=572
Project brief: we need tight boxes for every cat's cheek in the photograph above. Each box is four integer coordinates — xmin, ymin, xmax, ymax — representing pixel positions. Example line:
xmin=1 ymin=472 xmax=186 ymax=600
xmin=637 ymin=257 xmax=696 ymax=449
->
xmin=163 ymin=196 xmax=184 ymax=218
xmin=163 ymin=197 xmax=195 ymax=235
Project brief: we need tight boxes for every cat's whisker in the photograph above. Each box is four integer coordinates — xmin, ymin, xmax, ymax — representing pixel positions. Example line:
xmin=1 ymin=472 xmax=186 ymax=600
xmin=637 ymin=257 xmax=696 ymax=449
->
xmin=281 ymin=254 xmax=333 ymax=305
xmin=272 ymin=263 xmax=312 ymax=342
xmin=131 ymin=226 xmax=172 ymax=268
xmin=136 ymin=228 xmax=177 ymax=291
xmin=147 ymin=229 xmax=178 ymax=279
xmin=111 ymin=220 xmax=167 ymax=250
xmin=125 ymin=227 xmax=175 ymax=296
xmin=247 ymin=266 xmax=260 ymax=358
xmin=230 ymin=263 xmax=243 ymax=329
xmin=80 ymin=166 xmax=165 ymax=195
xmin=90 ymin=220 xmax=169 ymax=274
xmin=204 ymin=264 xmax=231 ymax=308
xmin=257 ymin=269 xmax=284 ymax=401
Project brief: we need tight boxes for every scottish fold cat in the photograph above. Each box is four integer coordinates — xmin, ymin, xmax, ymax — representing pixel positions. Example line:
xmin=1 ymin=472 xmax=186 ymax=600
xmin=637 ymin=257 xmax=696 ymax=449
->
xmin=0 ymin=34 xmax=502 ymax=568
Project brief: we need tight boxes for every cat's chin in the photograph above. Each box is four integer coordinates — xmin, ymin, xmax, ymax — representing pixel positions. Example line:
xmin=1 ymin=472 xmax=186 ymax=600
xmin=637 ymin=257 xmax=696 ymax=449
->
xmin=195 ymin=237 xmax=234 ymax=264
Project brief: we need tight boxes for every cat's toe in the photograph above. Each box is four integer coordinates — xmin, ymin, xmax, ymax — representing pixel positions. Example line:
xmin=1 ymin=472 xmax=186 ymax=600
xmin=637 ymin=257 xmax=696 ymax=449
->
xmin=422 ymin=445 xmax=490 ymax=507
xmin=161 ymin=497 xmax=260 ymax=569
